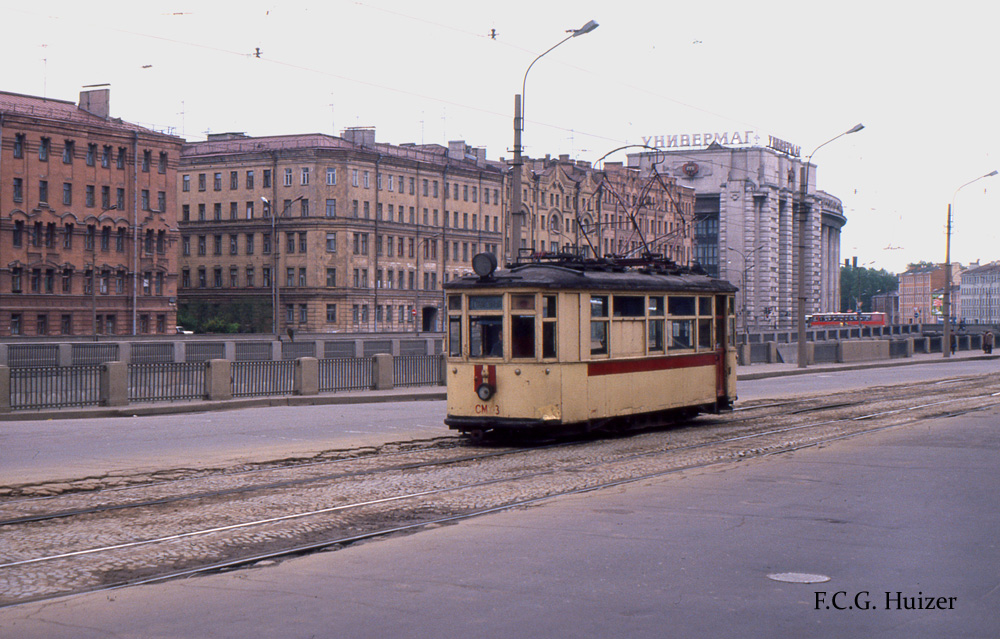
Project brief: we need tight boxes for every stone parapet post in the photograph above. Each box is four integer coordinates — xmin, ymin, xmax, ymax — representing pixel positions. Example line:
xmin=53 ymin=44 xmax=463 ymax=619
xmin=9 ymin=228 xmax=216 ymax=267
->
xmin=294 ymin=357 xmax=319 ymax=396
xmin=371 ymin=353 xmax=394 ymax=391
xmin=205 ymin=359 xmax=233 ymax=401
xmin=0 ymin=366 xmax=10 ymax=413
xmin=99 ymin=361 xmax=128 ymax=407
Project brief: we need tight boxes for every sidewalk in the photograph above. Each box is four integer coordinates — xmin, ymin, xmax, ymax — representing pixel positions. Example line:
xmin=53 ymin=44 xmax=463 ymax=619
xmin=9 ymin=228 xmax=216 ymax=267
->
xmin=737 ymin=348 xmax=996 ymax=380
xmin=1 ymin=349 xmax=994 ymax=422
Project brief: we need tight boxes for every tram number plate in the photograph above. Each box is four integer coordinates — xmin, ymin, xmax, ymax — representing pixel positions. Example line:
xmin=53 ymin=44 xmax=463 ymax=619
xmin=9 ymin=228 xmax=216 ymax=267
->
xmin=475 ymin=403 xmax=500 ymax=415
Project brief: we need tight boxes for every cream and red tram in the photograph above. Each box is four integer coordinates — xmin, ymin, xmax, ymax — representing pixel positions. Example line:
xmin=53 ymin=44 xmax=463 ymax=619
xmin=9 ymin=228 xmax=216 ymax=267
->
xmin=444 ymin=253 xmax=738 ymax=439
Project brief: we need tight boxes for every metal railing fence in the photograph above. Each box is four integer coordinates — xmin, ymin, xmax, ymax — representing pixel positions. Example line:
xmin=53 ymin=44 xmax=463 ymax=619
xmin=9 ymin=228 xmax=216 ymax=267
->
xmin=319 ymin=358 xmax=370 ymax=392
xmin=393 ymin=355 xmax=442 ymax=387
xmin=10 ymin=365 xmax=102 ymax=410
xmin=129 ymin=362 xmax=206 ymax=403
xmin=231 ymin=360 xmax=295 ymax=397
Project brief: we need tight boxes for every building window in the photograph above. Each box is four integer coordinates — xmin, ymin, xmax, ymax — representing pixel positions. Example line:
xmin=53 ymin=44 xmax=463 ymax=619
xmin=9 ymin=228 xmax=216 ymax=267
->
xmin=13 ymin=134 xmax=24 ymax=158
xmin=198 ymin=173 xmax=206 ymax=191
xmin=159 ymin=152 xmax=168 ymax=174
xmin=63 ymin=140 xmax=75 ymax=164
xmin=39 ymin=137 xmax=50 ymax=161
xmin=102 ymin=145 xmax=111 ymax=168
xmin=326 ymin=232 xmax=337 ymax=253
xmin=13 ymin=178 xmax=23 ymax=202
xmin=246 ymin=170 xmax=254 ymax=189
xmin=230 ymin=171 xmax=239 ymax=190
xmin=63 ymin=183 xmax=73 ymax=206
xmin=117 ymin=147 xmax=127 ymax=169
xmin=301 ymin=167 xmax=310 ymax=185
xmin=246 ymin=233 xmax=255 ymax=254
xmin=326 ymin=304 xmax=337 ymax=323
xmin=263 ymin=169 xmax=272 ymax=188
xmin=300 ymin=198 xmax=309 ymax=217
xmin=326 ymin=268 xmax=336 ymax=287
xmin=142 ymin=150 xmax=151 ymax=172
xmin=326 ymin=168 xmax=337 ymax=185
xmin=214 ymin=172 xmax=222 ymax=191
xmin=284 ymin=168 xmax=293 ymax=186
xmin=326 ymin=199 xmax=336 ymax=217
xmin=40 ymin=180 xmax=50 ymax=204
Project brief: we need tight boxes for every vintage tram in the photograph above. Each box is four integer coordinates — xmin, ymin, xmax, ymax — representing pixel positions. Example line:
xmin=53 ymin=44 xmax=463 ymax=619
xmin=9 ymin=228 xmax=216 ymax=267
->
xmin=444 ymin=253 xmax=738 ymax=439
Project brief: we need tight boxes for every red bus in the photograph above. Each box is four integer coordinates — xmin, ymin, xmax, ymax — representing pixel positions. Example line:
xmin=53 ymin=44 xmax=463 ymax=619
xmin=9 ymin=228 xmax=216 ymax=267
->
xmin=807 ymin=312 xmax=887 ymax=328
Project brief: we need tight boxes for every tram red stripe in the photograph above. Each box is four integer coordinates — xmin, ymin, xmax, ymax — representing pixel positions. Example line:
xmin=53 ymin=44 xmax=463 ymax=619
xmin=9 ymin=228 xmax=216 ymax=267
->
xmin=587 ymin=353 xmax=718 ymax=377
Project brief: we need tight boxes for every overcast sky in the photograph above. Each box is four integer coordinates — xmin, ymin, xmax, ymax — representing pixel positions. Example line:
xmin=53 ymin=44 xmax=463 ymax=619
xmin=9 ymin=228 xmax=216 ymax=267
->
xmin=4 ymin=0 xmax=998 ymax=275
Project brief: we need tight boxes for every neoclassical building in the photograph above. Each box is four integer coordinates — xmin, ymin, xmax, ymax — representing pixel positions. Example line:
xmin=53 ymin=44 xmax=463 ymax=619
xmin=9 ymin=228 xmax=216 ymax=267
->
xmin=178 ymin=129 xmax=503 ymax=334
xmin=629 ymin=143 xmax=847 ymax=330
xmin=499 ymin=154 xmax=694 ymax=266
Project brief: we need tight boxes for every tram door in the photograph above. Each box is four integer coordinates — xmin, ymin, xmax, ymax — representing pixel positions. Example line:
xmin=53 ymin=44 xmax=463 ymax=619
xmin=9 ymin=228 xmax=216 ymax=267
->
xmin=715 ymin=294 xmax=730 ymax=400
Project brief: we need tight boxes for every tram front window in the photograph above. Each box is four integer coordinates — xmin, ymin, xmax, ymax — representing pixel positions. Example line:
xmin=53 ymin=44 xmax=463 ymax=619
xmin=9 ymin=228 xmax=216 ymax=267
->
xmin=512 ymin=316 xmax=535 ymax=358
xmin=470 ymin=316 xmax=503 ymax=358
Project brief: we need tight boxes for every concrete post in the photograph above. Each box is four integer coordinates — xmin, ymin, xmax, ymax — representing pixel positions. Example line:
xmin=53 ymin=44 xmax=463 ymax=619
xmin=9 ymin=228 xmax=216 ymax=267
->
xmin=118 ymin=341 xmax=131 ymax=364
xmin=0 ymin=344 xmax=7 ymax=366
xmin=905 ymin=337 xmax=915 ymax=358
xmin=0 ymin=366 xmax=10 ymax=413
xmin=223 ymin=341 xmax=236 ymax=361
xmin=371 ymin=353 xmax=394 ymax=391
xmin=738 ymin=343 xmax=751 ymax=366
xmin=99 ymin=361 xmax=128 ymax=407
xmin=271 ymin=340 xmax=282 ymax=361
xmin=294 ymin=357 xmax=319 ymax=396
xmin=57 ymin=344 xmax=73 ymax=367
xmin=205 ymin=359 xmax=232 ymax=401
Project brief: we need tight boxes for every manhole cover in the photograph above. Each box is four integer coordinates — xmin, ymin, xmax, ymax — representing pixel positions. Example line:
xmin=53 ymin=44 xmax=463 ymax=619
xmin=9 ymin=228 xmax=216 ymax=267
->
xmin=767 ymin=572 xmax=831 ymax=584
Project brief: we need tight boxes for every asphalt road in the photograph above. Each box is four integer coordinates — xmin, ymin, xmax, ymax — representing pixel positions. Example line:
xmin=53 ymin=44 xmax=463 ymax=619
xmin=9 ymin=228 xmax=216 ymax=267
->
xmin=2 ymin=358 xmax=996 ymax=487
xmin=2 ymin=401 xmax=996 ymax=638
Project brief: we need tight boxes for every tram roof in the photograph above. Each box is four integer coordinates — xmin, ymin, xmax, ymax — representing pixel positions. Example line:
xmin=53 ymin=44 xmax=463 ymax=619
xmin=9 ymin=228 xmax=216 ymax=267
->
xmin=445 ymin=260 xmax=737 ymax=294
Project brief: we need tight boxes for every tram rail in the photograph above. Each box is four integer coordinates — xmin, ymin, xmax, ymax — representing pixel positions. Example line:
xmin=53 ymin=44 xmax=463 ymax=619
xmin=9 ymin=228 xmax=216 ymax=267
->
xmin=2 ymin=374 xmax=999 ymax=607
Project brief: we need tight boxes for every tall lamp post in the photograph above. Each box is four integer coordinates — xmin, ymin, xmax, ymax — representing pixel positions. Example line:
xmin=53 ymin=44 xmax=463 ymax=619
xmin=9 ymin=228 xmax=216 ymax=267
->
xmin=509 ymin=19 xmax=598 ymax=263
xmin=797 ymin=123 xmax=864 ymax=369
xmin=943 ymin=169 xmax=998 ymax=358
xmin=261 ymin=195 xmax=303 ymax=336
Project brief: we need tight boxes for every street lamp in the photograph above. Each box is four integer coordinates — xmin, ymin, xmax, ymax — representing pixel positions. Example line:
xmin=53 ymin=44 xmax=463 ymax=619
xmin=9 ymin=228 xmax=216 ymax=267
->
xmin=261 ymin=195 xmax=303 ymax=336
xmin=797 ymin=123 xmax=864 ymax=369
xmin=509 ymin=19 xmax=598 ymax=263
xmin=728 ymin=245 xmax=764 ymax=343
xmin=943 ymin=169 xmax=998 ymax=358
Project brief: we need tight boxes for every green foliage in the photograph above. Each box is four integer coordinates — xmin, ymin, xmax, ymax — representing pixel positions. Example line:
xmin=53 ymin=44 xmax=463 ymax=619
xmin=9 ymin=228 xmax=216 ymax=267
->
xmin=840 ymin=266 xmax=898 ymax=312
xmin=177 ymin=297 xmax=272 ymax=333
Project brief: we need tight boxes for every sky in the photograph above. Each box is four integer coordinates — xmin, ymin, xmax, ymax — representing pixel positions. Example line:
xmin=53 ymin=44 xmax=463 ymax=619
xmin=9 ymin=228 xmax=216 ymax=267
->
xmin=3 ymin=0 xmax=998 ymax=275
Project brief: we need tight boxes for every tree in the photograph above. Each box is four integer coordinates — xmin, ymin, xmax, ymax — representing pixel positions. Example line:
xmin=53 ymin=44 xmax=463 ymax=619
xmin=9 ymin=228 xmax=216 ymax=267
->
xmin=840 ymin=265 xmax=898 ymax=312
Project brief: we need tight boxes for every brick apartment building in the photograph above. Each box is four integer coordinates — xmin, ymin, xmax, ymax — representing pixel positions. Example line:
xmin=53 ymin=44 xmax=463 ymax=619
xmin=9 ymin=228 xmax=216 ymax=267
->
xmin=178 ymin=128 xmax=503 ymax=334
xmin=897 ymin=263 xmax=962 ymax=324
xmin=0 ymin=88 xmax=184 ymax=337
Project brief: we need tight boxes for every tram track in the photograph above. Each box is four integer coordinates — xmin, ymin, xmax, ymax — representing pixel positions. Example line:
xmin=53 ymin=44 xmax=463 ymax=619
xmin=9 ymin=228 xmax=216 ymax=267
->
xmin=2 ymin=374 xmax=999 ymax=607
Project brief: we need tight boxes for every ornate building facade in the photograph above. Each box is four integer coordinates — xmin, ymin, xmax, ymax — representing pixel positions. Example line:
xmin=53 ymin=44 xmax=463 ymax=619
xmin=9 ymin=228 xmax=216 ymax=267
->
xmin=178 ymin=129 xmax=503 ymax=334
xmin=628 ymin=144 xmax=847 ymax=330
xmin=501 ymin=154 xmax=694 ymax=265
xmin=0 ymin=89 xmax=183 ymax=337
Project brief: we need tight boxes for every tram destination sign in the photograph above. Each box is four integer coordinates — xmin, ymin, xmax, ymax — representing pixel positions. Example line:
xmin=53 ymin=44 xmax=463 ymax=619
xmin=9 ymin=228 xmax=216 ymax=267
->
xmin=640 ymin=131 xmax=801 ymax=158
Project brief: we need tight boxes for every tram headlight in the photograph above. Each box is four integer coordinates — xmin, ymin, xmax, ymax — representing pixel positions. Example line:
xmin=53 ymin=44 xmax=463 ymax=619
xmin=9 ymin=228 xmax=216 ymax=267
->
xmin=476 ymin=383 xmax=495 ymax=401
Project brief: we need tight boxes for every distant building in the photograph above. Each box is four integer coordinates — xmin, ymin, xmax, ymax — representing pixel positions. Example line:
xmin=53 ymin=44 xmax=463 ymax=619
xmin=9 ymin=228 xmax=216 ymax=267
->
xmin=501 ymin=154 xmax=694 ymax=265
xmin=628 ymin=143 xmax=846 ymax=330
xmin=178 ymin=129 xmax=503 ymax=334
xmin=871 ymin=290 xmax=899 ymax=324
xmin=960 ymin=261 xmax=1000 ymax=324
xmin=0 ymin=88 xmax=184 ymax=337
xmin=897 ymin=263 xmax=962 ymax=324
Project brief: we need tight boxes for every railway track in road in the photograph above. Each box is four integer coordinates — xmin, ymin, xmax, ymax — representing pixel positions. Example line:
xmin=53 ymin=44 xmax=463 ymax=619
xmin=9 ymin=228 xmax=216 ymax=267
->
xmin=2 ymin=373 xmax=998 ymax=607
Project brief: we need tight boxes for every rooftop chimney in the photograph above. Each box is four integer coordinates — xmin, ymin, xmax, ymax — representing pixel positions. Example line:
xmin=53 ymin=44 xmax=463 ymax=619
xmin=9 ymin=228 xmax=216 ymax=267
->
xmin=79 ymin=88 xmax=110 ymax=119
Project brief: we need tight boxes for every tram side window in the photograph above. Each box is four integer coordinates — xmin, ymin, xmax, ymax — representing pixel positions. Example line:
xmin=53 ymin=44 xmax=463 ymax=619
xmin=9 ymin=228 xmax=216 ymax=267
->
xmin=448 ymin=317 xmax=462 ymax=357
xmin=512 ymin=316 xmax=535 ymax=358
xmin=542 ymin=295 xmax=557 ymax=358
xmin=698 ymin=318 xmax=713 ymax=349
xmin=469 ymin=316 xmax=503 ymax=358
xmin=591 ymin=295 xmax=609 ymax=355
xmin=649 ymin=296 xmax=665 ymax=352
xmin=669 ymin=296 xmax=695 ymax=350
xmin=671 ymin=319 xmax=693 ymax=349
